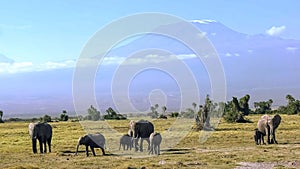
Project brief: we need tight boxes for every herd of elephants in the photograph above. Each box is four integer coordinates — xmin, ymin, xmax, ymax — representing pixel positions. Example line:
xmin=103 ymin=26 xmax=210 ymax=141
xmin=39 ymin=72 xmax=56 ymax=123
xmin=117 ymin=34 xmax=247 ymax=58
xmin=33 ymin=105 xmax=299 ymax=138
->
xmin=28 ymin=114 xmax=281 ymax=156
xmin=28 ymin=119 xmax=162 ymax=156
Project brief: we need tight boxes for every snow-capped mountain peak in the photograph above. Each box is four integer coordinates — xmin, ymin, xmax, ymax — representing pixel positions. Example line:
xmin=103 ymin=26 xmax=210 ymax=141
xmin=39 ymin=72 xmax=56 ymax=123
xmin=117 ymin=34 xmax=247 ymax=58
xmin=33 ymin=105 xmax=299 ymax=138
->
xmin=190 ymin=19 xmax=217 ymax=24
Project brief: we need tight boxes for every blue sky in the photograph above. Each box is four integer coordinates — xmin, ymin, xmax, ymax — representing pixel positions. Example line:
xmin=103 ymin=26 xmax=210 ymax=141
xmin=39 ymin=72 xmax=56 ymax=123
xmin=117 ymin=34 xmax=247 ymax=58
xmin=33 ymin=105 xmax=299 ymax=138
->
xmin=0 ymin=0 xmax=299 ymax=71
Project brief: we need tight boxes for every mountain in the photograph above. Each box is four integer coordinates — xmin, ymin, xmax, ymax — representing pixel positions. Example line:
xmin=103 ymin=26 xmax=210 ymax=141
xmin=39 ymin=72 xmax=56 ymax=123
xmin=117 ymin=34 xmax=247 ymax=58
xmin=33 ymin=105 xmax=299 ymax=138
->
xmin=105 ymin=19 xmax=300 ymax=106
xmin=1 ymin=20 xmax=300 ymax=117
xmin=0 ymin=53 xmax=14 ymax=63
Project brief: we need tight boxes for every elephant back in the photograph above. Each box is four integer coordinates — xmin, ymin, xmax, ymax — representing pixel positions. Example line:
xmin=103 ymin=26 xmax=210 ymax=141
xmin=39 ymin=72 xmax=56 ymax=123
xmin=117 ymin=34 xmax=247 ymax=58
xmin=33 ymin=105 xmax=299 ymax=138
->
xmin=32 ymin=122 xmax=52 ymax=139
xmin=135 ymin=120 xmax=154 ymax=138
xmin=88 ymin=133 xmax=105 ymax=148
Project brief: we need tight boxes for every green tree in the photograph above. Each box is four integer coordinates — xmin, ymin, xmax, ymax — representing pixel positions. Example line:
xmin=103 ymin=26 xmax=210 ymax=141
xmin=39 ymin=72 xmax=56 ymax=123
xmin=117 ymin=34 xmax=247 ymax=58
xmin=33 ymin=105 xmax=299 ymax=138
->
xmin=60 ymin=110 xmax=69 ymax=121
xmin=0 ymin=110 xmax=4 ymax=123
xmin=87 ymin=105 xmax=101 ymax=121
xmin=41 ymin=114 xmax=52 ymax=122
xmin=284 ymin=95 xmax=300 ymax=115
xmin=195 ymin=95 xmax=214 ymax=131
xmin=150 ymin=104 xmax=159 ymax=118
xmin=223 ymin=95 xmax=251 ymax=123
xmin=254 ymin=99 xmax=273 ymax=114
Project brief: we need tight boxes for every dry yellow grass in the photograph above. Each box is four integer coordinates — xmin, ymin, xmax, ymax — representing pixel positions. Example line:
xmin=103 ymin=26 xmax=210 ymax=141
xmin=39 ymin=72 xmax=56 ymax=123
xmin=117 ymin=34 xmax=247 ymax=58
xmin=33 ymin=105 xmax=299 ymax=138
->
xmin=0 ymin=114 xmax=299 ymax=169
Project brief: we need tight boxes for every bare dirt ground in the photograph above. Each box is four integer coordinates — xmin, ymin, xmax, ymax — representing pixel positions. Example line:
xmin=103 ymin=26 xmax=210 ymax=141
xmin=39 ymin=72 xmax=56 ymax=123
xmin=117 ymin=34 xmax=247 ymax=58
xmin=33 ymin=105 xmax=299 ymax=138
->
xmin=235 ymin=161 xmax=300 ymax=169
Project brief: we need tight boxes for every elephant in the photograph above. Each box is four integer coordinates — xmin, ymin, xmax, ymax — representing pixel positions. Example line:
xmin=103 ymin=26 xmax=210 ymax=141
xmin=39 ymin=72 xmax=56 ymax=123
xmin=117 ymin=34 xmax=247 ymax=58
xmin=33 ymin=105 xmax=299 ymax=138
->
xmin=28 ymin=122 xmax=52 ymax=154
xmin=75 ymin=133 xmax=105 ymax=156
xmin=119 ymin=134 xmax=133 ymax=151
xmin=149 ymin=132 xmax=162 ymax=155
xmin=130 ymin=120 xmax=154 ymax=152
xmin=254 ymin=128 xmax=264 ymax=145
xmin=256 ymin=114 xmax=281 ymax=144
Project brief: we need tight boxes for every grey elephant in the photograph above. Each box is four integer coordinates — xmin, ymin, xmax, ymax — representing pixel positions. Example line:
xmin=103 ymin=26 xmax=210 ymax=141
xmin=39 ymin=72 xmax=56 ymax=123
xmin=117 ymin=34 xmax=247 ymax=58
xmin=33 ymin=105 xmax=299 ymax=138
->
xmin=149 ymin=132 xmax=162 ymax=155
xmin=256 ymin=114 xmax=281 ymax=144
xmin=28 ymin=122 xmax=52 ymax=154
xmin=119 ymin=134 xmax=133 ymax=151
xmin=130 ymin=120 xmax=154 ymax=152
xmin=254 ymin=128 xmax=264 ymax=145
xmin=75 ymin=133 xmax=106 ymax=156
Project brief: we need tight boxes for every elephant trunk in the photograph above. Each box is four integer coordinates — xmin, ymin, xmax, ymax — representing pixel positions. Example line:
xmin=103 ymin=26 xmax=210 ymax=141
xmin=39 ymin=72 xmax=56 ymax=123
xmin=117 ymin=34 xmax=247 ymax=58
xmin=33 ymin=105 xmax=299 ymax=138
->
xmin=75 ymin=143 xmax=80 ymax=155
xmin=32 ymin=138 xmax=37 ymax=153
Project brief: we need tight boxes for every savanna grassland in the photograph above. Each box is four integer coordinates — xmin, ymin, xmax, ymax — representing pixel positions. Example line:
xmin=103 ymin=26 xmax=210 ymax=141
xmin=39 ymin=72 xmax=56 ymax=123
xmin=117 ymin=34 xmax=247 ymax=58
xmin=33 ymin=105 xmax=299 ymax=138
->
xmin=1 ymin=114 xmax=300 ymax=169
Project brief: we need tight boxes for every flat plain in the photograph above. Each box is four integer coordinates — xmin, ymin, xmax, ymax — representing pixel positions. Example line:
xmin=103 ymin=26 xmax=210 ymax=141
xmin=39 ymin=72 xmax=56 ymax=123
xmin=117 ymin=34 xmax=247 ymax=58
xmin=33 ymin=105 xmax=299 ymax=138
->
xmin=0 ymin=114 xmax=300 ymax=169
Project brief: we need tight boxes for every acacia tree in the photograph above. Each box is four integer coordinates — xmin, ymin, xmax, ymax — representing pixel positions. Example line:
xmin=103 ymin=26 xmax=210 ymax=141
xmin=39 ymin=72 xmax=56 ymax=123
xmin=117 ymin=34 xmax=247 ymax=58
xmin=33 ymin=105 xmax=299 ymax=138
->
xmin=223 ymin=94 xmax=251 ymax=123
xmin=60 ymin=110 xmax=69 ymax=121
xmin=195 ymin=95 xmax=213 ymax=131
xmin=150 ymin=105 xmax=159 ymax=118
xmin=87 ymin=105 xmax=101 ymax=121
xmin=283 ymin=94 xmax=300 ymax=114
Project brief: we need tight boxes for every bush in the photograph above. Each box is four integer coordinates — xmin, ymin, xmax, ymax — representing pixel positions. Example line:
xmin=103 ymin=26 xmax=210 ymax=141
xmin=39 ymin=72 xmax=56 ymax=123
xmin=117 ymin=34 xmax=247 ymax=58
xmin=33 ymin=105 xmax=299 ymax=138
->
xmin=41 ymin=115 xmax=52 ymax=122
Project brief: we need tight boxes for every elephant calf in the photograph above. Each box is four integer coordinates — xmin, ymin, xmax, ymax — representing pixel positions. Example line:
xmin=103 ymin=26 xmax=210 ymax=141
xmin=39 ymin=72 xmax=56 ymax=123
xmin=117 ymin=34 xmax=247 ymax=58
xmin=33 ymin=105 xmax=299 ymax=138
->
xmin=254 ymin=128 xmax=264 ymax=145
xmin=119 ymin=134 xmax=133 ymax=151
xmin=76 ymin=133 xmax=105 ymax=157
xmin=149 ymin=132 xmax=162 ymax=155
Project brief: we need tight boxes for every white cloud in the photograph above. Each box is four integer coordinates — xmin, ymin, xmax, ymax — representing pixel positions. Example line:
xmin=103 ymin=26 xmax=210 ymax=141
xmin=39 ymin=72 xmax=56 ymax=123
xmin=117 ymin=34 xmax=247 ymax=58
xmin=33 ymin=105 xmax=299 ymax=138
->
xmin=211 ymin=33 xmax=217 ymax=36
xmin=234 ymin=53 xmax=240 ymax=56
xmin=225 ymin=53 xmax=232 ymax=57
xmin=266 ymin=25 xmax=286 ymax=36
xmin=98 ymin=54 xmax=198 ymax=66
xmin=0 ymin=60 xmax=75 ymax=74
xmin=286 ymin=47 xmax=298 ymax=52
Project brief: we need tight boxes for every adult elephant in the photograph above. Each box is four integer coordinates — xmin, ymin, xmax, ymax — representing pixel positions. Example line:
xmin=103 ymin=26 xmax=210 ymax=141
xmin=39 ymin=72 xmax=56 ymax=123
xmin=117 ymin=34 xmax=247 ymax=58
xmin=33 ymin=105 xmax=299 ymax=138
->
xmin=130 ymin=120 xmax=154 ymax=152
xmin=75 ymin=133 xmax=105 ymax=156
xmin=256 ymin=114 xmax=281 ymax=144
xmin=29 ymin=122 xmax=52 ymax=153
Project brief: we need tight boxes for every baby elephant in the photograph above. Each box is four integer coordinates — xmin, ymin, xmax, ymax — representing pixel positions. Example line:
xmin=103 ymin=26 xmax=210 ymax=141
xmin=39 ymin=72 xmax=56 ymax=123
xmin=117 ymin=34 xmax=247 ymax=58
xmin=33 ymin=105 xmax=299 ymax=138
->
xmin=149 ymin=132 xmax=162 ymax=155
xmin=75 ymin=133 xmax=105 ymax=157
xmin=119 ymin=134 xmax=133 ymax=151
xmin=254 ymin=128 xmax=265 ymax=145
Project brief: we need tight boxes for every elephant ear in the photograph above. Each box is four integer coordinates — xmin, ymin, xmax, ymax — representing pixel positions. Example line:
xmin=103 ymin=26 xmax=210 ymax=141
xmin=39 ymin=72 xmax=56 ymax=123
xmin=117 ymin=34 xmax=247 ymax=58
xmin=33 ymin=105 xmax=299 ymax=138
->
xmin=271 ymin=114 xmax=281 ymax=129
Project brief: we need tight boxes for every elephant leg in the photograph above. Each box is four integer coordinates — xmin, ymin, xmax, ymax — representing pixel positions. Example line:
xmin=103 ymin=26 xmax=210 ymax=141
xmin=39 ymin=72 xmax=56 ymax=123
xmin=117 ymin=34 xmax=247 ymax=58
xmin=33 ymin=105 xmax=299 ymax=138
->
xmin=91 ymin=147 xmax=96 ymax=156
xmin=100 ymin=147 xmax=105 ymax=155
xmin=38 ymin=139 xmax=43 ymax=153
xmin=158 ymin=144 xmax=160 ymax=155
xmin=140 ymin=138 xmax=144 ymax=152
xmin=145 ymin=138 xmax=150 ymax=151
xmin=266 ymin=127 xmax=271 ymax=144
xmin=85 ymin=145 xmax=89 ymax=156
xmin=43 ymin=141 xmax=47 ymax=153
xmin=272 ymin=131 xmax=278 ymax=144
xmin=32 ymin=139 xmax=37 ymax=154
xmin=47 ymin=137 xmax=51 ymax=152
xmin=134 ymin=138 xmax=139 ymax=152
xmin=149 ymin=142 xmax=153 ymax=154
